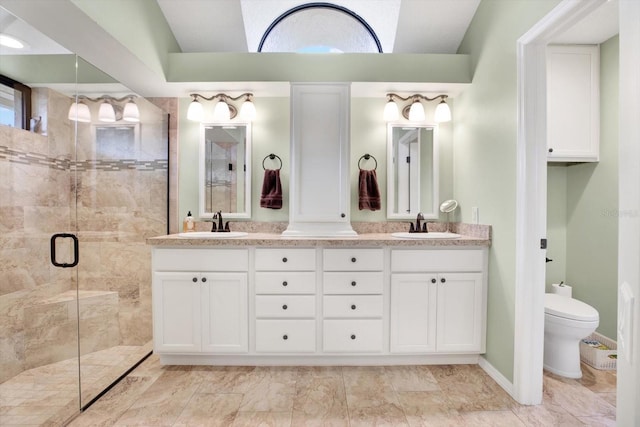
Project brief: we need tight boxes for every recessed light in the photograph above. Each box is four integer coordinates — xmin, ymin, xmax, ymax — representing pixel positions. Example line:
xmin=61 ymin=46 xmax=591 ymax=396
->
xmin=0 ymin=34 xmax=25 ymax=49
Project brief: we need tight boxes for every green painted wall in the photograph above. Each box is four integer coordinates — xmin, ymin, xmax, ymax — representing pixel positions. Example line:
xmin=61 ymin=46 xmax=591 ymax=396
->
xmin=178 ymin=96 xmax=454 ymax=228
xmin=546 ymin=36 xmax=619 ymax=339
xmin=454 ymin=0 xmax=561 ymax=382
xmin=546 ymin=165 xmax=568 ymax=286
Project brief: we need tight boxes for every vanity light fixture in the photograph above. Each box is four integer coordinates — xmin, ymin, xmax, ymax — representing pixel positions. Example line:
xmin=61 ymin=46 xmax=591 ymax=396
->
xmin=186 ymin=92 xmax=256 ymax=122
xmin=68 ymin=95 xmax=140 ymax=123
xmin=383 ymin=93 xmax=451 ymax=123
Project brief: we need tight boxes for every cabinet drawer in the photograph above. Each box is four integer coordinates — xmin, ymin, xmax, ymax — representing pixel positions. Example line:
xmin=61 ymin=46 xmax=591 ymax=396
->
xmin=255 ymin=249 xmax=316 ymax=271
xmin=391 ymin=249 xmax=484 ymax=272
xmin=153 ymin=249 xmax=248 ymax=272
xmin=323 ymin=319 xmax=383 ymax=353
xmin=323 ymin=295 xmax=383 ymax=318
xmin=255 ymin=272 xmax=316 ymax=294
xmin=323 ymin=249 xmax=383 ymax=271
xmin=255 ymin=295 xmax=316 ymax=318
xmin=323 ymin=272 xmax=383 ymax=294
xmin=255 ymin=320 xmax=316 ymax=353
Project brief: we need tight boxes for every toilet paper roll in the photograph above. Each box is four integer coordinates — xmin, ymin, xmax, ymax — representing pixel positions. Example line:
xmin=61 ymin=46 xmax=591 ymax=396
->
xmin=551 ymin=282 xmax=572 ymax=297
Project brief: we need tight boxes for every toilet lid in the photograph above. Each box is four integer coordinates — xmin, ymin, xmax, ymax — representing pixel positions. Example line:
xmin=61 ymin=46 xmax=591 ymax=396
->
xmin=545 ymin=293 xmax=599 ymax=322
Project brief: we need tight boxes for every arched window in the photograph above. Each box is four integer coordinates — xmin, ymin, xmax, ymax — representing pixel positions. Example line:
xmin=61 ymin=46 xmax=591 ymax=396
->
xmin=258 ymin=3 xmax=382 ymax=53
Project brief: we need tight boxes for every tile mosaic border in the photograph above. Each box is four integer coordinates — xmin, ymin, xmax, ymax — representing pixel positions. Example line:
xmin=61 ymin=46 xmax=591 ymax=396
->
xmin=0 ymin=145 xmax=167 ymax=172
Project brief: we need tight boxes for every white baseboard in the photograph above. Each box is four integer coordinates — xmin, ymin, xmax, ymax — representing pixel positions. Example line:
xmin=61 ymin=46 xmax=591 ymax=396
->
xmin=479 ymin=356 xmax=515 ymax=399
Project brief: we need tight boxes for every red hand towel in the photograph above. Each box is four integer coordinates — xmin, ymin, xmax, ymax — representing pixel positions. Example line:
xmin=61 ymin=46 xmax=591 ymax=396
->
xmin=359 ymin=169 xmax=381 ymax=211
xmin=260 ymin=169 xmax=283 ymax=209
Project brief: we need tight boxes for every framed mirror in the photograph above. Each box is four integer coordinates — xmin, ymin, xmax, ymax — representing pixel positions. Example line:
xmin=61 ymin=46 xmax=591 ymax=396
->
xmin=199 ymin=123 xmax=251 ymax=218
xmin=387 ymin=124 xmax=439 ymax=219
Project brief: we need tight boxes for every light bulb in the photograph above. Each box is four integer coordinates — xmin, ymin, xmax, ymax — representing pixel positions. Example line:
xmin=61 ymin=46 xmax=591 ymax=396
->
xmin=383 ymin=100 xmax=399 ymax=121
xmin=408 ymin=101 xmax=425 ymax=122
xmin=213 ymin=100 xmax=231 ymax=122
xmin=68 ymin=101 xmax=91 ymax=123
xmin=239 ymin=99 xmax=256 ymax=121
xmin=122 ymin=100 xmax=140 ymax=122
xmin=434 ymin=100 xmax=452 ymax=122
xmin=98 ymin=101 xmax=116 ymax=122
xmin=187 ymin=99 xmax=203 ymax=122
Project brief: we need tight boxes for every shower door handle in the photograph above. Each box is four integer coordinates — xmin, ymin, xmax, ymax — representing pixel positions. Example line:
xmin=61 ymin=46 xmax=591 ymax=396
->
xmin=50 ymin=233 xmax=79 ymax=268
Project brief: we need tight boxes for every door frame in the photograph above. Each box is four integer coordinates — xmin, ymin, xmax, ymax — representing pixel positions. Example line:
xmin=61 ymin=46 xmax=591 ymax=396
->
xmin=514 ymin=0 xmax=608 ymax=404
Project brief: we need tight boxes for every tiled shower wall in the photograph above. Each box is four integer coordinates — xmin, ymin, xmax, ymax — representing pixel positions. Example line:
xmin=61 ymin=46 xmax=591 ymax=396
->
xmin=0 ymin=88 xmax=168 ymax=383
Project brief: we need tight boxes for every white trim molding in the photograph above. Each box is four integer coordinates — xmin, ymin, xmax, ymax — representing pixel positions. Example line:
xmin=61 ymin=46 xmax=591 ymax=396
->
xmin=479 ymin=356 xmax=514 ymax=398
xmin=514 ymin=0 xmax=606 ymax=405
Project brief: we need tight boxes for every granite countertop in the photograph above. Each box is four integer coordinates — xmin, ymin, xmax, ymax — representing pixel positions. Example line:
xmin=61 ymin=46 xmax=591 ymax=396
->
xmin=147 ymin=222 xmax=491 ymax=248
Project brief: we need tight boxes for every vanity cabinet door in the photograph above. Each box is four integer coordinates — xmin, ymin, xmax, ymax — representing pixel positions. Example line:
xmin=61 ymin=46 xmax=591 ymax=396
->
xmin=390 ymin=274 xmax=437 ymax=353
xmin=152 ymin=272 xmax=202 ymax=353
xmin=436 ymin=272 xmax=484 ymax=353
xmin=201 ymin=273 xmax=248 ymax=353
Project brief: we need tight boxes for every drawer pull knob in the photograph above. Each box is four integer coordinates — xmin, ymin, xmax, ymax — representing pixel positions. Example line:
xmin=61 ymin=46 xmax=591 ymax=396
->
xmin=192 ymin=277 xmax=198 ymax=283
xmin=351 ymin=304 xmax=356 ymax=310
xmin=351 ymin=281 xmax=357 ymax=287
xmin=431 ymin=278 xmax=436 ymax=284
xmin=282 ymin=281 xmax=288 ymax=287
xmin=282 ymin=257 xmax=288 ymax=263
xmin=282 ymin=304 xmax=288 ymax=310
xmin=351 ymin=334 xmax=356 ymax=340
xmin=441 ymin=278 xmax=446 ymax=283
xmin=351 ymin=257 xmax=356 ymax=263
xmin=201 ymin=277 xmax=207 ymax=283
xmin=283 ymin=334 xmax=288 ymax=340
xmin=341 ymin=213 xmax=346 ymax=218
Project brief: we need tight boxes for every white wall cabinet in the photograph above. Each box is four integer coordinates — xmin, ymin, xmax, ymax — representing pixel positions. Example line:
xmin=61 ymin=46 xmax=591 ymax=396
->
xmin=547 ymin=44 xmax=600 ymax=162
xmin=284 ymin=84 xmax=355 ymax=237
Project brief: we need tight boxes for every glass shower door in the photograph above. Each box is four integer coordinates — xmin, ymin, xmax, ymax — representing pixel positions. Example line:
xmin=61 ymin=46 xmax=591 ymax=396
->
xmin=74 ymin=58 xmax=168 ymax=408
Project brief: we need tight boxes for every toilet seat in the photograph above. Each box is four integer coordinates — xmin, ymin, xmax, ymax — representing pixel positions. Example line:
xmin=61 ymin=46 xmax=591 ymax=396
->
xmin=544 ymin=293 xmax=599 ymax=322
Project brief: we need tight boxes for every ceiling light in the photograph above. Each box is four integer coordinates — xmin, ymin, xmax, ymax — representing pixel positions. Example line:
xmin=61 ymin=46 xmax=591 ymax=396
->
xmin=0 ymin=34 xmax=25 ymax=49
xmin=186 ymin=92 xmax=255 ymax=123
xmin=383 ymin=93 xmax=451 ymax=123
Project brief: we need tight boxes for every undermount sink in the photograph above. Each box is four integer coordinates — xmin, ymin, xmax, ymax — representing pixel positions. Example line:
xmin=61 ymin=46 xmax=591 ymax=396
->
xmin=177 ymin=231 xmax=248 ymax=239
xmin=391 ymin=232 xmax=461 ymax=239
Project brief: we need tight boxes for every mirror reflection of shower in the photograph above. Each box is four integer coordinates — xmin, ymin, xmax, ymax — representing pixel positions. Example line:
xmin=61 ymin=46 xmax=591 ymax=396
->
xmin=203 ymin=126 xmax=245 ymax=214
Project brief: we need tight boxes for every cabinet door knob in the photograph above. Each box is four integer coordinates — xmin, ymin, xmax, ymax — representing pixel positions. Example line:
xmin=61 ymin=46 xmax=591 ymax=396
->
xmin=282 ymin=257 xmax=288 ymax=263
xmin=192 ymin=277 xmax=198 ymax=283
xmin=441 ymin=277 xmax=446 ymax=283
xmin=341 ymin=213 xmax=346 ymax=218
xmin=351 ymin=304 xmax=356 ymax=310
xmin=351 ymin=281 xmax=357 ymax=287
xmin=282 ymin=304 xmax=288 ymax=310
xmin=283 ymin=334 xmax=288 ymax=340
xmin=431 ymin=278 xmax=436 ymax=284
xmin=548 ymin=147 xmax=554 ymax=153
xmin=201 ymin=277 xmax=207 ymax=283
xmin=282 ymin=281 xmax=288 ymax=287
xmin=351 ymin=257 xmax=356 ymax=263
xmin=350 ymin=334 xmax=356 ymax=340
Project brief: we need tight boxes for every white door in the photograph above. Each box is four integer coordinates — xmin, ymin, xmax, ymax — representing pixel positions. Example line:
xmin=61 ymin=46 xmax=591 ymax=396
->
xmin=152 ymin=272 xmax=202 ymax=353
xmin=436 ymin=273 xmax=484 ymax=352
xmin=201 ymin=273 xmax=248 ymax=353
xmin=390 ymin=274 xmax=437 ymax=353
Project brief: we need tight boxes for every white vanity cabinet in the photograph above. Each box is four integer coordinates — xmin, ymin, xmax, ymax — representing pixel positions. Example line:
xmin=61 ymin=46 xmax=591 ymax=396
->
xmin=254 ymin=248 xmax=317 ymax=353
xmin=152 ymin=249 xmax=248 ymax=354
xmin=322 ymin=249 xmax=384 ymax=353
xmin=390 ymin=249 xmax=487 ymax=354
xmin=547 ymin=44 xmax=600 ymax=162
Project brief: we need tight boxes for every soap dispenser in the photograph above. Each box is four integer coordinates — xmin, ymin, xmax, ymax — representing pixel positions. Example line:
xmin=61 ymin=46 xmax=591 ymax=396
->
xmin=183 ymin=211 xmax=195 ymax=232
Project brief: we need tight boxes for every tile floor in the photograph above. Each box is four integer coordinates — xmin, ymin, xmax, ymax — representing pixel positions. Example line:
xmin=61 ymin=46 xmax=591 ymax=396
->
xmin=0 ymin=344 xmax=152 ymax=426
xmin=63 ymin=356 xmax=616 ymax=427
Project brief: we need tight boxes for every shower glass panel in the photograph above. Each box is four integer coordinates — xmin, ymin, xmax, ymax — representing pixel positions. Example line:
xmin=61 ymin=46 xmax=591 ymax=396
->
xmin=75 ymin=57 xmax=167 ymax=408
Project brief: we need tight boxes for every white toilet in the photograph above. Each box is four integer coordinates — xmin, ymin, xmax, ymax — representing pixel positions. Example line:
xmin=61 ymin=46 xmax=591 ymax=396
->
xmin=544 ymin=293 xmax=599 ymax=378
